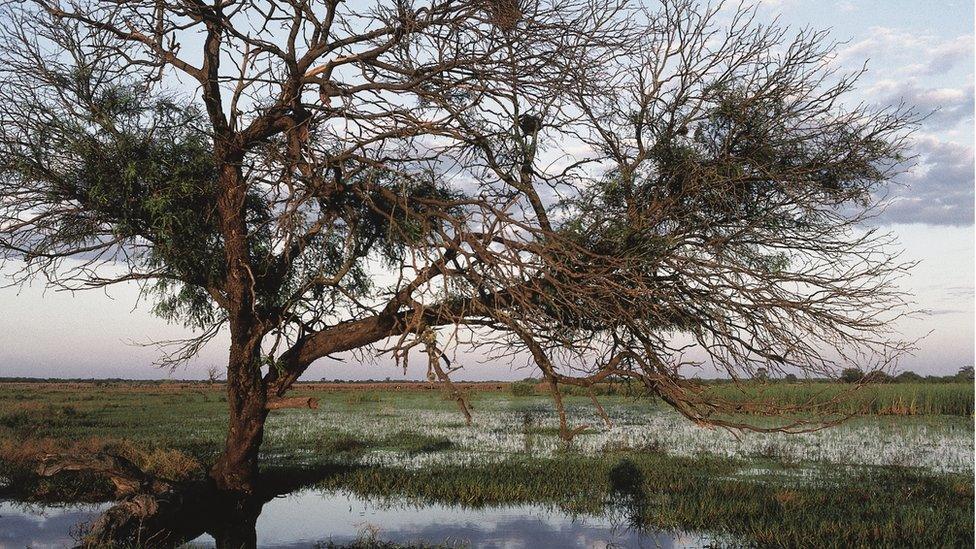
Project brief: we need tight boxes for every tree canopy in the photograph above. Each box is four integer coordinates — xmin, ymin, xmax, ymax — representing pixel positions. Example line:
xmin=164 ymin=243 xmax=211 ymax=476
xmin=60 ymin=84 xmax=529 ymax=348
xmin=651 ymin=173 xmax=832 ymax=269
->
xmin=0 ymin=0 xmax=917 ymax=490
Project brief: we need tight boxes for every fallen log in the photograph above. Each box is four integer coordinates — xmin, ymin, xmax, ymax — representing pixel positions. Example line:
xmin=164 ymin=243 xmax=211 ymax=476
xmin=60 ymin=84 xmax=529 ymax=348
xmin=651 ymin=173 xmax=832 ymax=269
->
xmin=35 ymin=453 xmax=209 ymax=547
xmin=36 ymin=452 xmax=171 ymax=497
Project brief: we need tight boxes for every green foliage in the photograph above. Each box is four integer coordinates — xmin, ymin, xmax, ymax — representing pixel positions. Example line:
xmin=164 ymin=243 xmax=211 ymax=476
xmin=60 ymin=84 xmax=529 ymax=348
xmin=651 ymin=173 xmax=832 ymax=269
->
xmin=862 ymin=370 xmax=893 ymax=383
xmin=4 ymin=72 xmax=468 ymax=331
xmin=840 ymin=368 xmax=865 ymax=383
xmin=546 ymin=81 xmax=908 ymax=342
xmin=510 ymin=381 xmax=537 ymax=397
xmin=6 ymin=80 xmax=234 ymax=329
xmin=895 ymin=371 xmax=923 ymax=382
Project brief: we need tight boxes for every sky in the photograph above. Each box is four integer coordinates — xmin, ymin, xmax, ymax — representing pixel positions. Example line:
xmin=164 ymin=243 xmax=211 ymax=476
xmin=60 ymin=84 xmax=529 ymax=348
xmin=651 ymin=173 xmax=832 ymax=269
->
xmin=0 ymin=0 xmax=972 ymax=381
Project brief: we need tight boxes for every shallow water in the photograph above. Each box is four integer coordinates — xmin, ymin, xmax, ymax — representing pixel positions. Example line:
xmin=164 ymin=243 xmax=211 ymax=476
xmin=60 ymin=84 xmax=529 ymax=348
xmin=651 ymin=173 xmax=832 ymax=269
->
xmin=0 ymin=489 xmax=711 ymax=548
xmin=266 ymin=398 xmax=975 ymax=474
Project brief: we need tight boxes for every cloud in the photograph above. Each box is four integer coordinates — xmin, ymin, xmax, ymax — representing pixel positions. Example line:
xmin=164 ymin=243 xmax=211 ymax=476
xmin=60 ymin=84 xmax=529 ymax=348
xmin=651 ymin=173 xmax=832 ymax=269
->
xmin=840 ymin=26 xmax=973 ymax=227
xmin=878 ymin=137 xmax=975 ymax=226
xmin=867 ymin=80 xmax=974 ymax=131
xmin=944 ymin=285 xmax=975 ymax=299
xmin=919 ymin=34 xmax=974 ymax=76
xmin=834 ymin=27 xmax=974 ymax=77
xmin=928 ymin=308 xmax=968 ymax=316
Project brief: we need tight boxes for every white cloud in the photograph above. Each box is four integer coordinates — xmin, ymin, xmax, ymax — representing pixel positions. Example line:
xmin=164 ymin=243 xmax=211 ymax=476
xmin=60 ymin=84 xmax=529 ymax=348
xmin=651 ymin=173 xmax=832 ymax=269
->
xmin=833 ymin=27 xmax=974 ymax=77
xmin=879 ymin=137 xmax=975 ymax=226
xmin=866 ymin=80 xmax=974 ymax=131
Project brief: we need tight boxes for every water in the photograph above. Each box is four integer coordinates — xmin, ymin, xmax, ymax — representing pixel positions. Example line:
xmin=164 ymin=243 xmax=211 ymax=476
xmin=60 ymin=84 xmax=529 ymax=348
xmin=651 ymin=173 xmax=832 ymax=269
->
xmin=266 ymin=400 xmax=974 ymax=474
xmin=0 ymin=489 xmax=711 ymax=548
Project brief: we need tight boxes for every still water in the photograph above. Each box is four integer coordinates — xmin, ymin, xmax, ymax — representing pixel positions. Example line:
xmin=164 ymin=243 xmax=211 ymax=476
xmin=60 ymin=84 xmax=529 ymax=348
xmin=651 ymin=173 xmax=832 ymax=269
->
xmin=1 ymin=489 xmax=711 ymax=548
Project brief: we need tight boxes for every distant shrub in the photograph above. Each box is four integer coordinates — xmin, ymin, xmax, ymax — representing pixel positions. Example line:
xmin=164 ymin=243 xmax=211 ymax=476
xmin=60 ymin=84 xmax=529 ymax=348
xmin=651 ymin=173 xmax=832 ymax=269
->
xmin=895 ymin=371 xmax=923 ymax=383
xmin=862 ymin=371 xmax=893 ymax=384
xmin=555 ymin=382 xmax=645 ymax=397
xmin=510 ymin=381 xmax=537 ymax=397
xmin=344 ymin=392 xmax=380 ymax=406
xmin=840 ymin=368 xmax=864 ymax=383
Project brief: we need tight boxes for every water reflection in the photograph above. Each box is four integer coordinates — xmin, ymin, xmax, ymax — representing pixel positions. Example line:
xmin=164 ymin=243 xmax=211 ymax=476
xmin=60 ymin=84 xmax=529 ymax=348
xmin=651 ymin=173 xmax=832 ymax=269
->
xmin=1 ymin=504 xmax=100 ymax=547
xmin=1 ymin=488 xmax=710 ymax=548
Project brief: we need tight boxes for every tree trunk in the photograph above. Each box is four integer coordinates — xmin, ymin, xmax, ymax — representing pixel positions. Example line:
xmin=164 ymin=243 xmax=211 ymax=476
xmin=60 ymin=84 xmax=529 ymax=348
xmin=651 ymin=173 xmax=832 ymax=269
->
xmin=210 ymin=339 xmax=268 ymax=493
xmin=210 ymin=151 xmax=269 ymax=494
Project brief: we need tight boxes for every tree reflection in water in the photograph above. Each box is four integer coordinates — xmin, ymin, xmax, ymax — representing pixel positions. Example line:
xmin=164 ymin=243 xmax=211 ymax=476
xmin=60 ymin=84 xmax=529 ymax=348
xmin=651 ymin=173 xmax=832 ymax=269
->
xmin=3 ymin=467 xmax=708 ymax=548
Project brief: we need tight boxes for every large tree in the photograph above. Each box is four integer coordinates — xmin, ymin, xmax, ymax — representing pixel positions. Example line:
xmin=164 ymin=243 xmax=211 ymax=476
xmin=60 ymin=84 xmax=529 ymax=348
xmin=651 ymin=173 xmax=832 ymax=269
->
xmin=0 ymin=0 xmax=914 ymax=494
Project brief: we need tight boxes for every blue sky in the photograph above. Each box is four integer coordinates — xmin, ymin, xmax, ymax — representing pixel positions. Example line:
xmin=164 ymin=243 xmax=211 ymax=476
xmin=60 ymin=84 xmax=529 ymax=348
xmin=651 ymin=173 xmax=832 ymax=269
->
xmin=0 ymin=1 xmax=972 ymax=380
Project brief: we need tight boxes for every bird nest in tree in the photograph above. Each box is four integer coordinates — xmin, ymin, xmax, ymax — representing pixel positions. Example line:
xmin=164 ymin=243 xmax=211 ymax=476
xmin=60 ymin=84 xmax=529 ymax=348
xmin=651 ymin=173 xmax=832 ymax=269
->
xmin=483 ymin=0 xmax=522 ymax=30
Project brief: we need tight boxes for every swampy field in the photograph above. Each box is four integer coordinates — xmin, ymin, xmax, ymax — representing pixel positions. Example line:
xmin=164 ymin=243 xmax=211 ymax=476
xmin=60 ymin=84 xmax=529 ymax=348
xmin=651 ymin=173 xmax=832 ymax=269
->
xmin=0 ymin=380 xmax=973 ymax=548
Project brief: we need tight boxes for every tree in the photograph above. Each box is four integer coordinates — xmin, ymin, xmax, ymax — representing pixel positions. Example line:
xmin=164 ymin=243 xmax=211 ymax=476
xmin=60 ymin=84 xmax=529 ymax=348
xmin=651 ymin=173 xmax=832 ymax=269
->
xmin=862 ymin=370 xmax=892 ymax=384
xmin=957 ymin=366 xmax=975 ymax=381
xmin=207 ymin=365 xmax=222 ymax=386
xmin=840 ymin=368 xmax=865 ymax=384
xmin=0 ymin=0 xmax=915 ymax=496
xmin=894 ymin=370 xmax=923 ymax=383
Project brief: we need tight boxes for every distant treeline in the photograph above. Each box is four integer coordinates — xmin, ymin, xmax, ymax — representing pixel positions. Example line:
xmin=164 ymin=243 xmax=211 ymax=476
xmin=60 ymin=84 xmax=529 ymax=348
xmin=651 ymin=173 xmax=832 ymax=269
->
xmin=2 ymin=366 xmax=972 ymax=386
xmin=0 ymin=377 xmax=198 ymax=385
xmin=515 ymin=366 xmax=975 ymax=388
xmin=510 ymin=368 xmax=975 ymax=416
xmin=0 ymin=377 xmax=511 ymax=385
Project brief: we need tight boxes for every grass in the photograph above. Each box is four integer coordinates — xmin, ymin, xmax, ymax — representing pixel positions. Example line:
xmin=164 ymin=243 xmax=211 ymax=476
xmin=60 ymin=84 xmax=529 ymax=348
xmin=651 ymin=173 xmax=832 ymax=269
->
xmin=0 ymin=381 xmax=972 ymax=547
xmin=315 ymin=454 xmax=973 ymax=547
xmin=553 ymin=380 xmax=975 ymax=416
xmin=0 ymin=436 xmax=202 ymax=501
xmin=698 ymin=382 xmax=975 ymax=416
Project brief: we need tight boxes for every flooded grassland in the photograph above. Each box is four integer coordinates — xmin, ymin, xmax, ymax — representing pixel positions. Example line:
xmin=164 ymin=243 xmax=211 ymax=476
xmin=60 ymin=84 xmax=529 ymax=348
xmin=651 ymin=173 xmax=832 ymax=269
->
xmin=0 ymin=382 xmax=972 ymax=547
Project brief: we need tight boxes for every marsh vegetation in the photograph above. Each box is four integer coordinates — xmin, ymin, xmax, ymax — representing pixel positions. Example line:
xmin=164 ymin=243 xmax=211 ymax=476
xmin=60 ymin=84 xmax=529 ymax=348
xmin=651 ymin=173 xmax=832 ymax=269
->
xmin=0 ymin=381 xmax=972 ymax=547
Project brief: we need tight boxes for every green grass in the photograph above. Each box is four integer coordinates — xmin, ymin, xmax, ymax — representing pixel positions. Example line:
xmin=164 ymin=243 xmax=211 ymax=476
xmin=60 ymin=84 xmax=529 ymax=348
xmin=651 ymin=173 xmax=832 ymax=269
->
xmin=316 ymin=454 xmax=973 ymax=547
xmin=379 ymin=431 xmax=454 ymax=454
xmin=554 ymin=380 xmax=975 ymax=416
xmin=527 ymin=379 xmax=975 ymax=416
xmin=698 ymin=382 xmax=974 ymax=416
